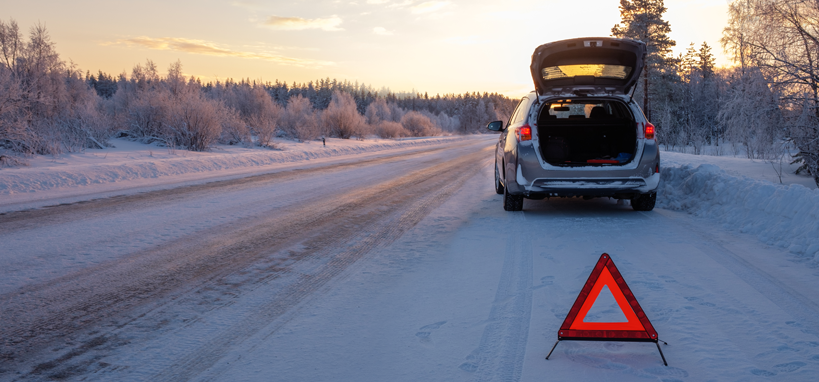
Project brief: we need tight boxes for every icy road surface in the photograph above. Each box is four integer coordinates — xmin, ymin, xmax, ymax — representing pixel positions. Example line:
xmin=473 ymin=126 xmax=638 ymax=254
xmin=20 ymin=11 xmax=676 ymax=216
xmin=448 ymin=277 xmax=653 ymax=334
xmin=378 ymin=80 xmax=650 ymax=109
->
xmin=2 ymin=137 xmax=819 ymax=381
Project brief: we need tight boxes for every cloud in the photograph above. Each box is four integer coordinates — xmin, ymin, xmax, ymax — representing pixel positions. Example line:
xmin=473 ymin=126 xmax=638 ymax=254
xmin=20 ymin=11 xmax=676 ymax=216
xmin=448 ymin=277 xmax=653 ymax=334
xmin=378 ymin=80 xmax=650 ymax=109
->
xmin=109 ymin=37 xmax=334 ymax=67
xmin=373 ymin=27 xmax=393 ymax=36
xmin=411 ymin=1 xmax=450 ymax=14
xmin=262 ymin=15 xmax=343 ymax=31
xmin=367 ymin=0 xmax=390 ymax=3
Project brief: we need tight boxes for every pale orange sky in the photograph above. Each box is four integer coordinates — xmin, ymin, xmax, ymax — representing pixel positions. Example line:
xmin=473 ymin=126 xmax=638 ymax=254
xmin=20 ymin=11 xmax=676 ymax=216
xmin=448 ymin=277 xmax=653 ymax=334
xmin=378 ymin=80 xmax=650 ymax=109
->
xmin=1 ymin=0 xmax=731 ymax=97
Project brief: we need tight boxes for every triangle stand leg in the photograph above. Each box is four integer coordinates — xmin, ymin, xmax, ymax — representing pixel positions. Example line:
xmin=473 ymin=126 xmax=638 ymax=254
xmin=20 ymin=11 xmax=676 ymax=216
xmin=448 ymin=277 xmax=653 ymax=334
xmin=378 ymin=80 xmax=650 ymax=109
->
xmin=545 ymin=340 xmax=560 ymax=360
xmin=655 ymin=342 xmax=668 ymax=366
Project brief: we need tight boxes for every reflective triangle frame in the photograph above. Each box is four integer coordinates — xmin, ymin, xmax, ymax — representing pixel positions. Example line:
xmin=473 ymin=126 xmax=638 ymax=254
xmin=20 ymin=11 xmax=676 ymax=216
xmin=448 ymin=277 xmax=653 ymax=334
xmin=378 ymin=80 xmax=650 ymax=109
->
xmin=546 ymin=253 xmax=667 ymax=365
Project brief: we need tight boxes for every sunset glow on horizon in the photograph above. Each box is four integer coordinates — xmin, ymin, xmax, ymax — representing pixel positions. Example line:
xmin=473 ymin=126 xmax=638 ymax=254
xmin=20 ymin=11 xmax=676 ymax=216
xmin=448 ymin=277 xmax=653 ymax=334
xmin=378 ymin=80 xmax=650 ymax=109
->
xmin=2 ymin=0 xmax=731 ymax=98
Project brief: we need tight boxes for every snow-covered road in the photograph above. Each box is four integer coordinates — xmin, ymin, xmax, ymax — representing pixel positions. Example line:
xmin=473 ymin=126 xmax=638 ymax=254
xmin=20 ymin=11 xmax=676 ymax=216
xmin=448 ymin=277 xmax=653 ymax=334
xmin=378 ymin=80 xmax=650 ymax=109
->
xmin=2 ymin=136 xmax=818 ymax=381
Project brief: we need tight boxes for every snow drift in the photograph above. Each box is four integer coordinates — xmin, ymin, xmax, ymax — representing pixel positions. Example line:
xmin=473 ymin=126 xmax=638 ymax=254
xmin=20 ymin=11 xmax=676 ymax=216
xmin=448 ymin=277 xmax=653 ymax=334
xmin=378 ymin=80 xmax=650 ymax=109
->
xmin=0 ymin=137 xmax=458 ymax=197
xmin=658 ymin=164 xmax=819 ymax=262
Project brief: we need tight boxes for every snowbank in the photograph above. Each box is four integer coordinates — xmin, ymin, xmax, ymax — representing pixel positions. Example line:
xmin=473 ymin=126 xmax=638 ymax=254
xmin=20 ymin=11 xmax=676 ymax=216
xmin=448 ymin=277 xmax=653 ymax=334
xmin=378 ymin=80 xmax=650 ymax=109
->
xmin=661 ymin=150 xmax=817 ymax=190
xmin=0 ymin=136 xmax=463 ymax=197
xmin=658 ymin=164 xmax=819 ymax=262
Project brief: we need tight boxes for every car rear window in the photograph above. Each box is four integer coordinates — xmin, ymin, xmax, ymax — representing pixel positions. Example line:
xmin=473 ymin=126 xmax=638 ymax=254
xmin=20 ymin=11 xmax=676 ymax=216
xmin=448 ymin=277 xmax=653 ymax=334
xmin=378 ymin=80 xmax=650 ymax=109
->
xmin=543 ymin=100 xmax=631 ymax=120
xmin=542 ymin=64 xmax=632 ymax=80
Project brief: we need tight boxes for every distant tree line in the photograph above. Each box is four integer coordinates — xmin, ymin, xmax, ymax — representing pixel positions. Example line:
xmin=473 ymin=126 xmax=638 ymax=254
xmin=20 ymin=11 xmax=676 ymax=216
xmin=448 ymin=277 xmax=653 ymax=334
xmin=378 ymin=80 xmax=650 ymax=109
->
xmin=613 ymin=0 xmax=819 ymax=186
xmin=0 ymin=18 xmax=516 ymax=164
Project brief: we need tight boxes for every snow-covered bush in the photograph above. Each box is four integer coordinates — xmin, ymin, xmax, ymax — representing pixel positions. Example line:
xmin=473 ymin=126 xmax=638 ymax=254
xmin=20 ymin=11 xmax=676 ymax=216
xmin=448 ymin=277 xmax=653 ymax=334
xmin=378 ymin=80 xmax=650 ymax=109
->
xmin=364 ymin=98 xmax=393 ymax=125
xmin=400 ymin=111 xmax=441 ymax=137
xmin=218 ymin=83 xmax=281 ymax=147
xmin=323 ymin=91 xmax=366 ymax=139
xmin=164 ymin=91 xmax=223 ymax=151
xmin=219 ymin=107 xmax=251 ymax=146
xmin=374 ymin=121 xmax=408 ymax=138
xmin=110 ymin=61 xmax=225 ymax=151
xmin=389 ymin=103 xmax=406 ymax=123
xmin=431 ymin=112 xmax=460 ymax=133
xmin=281 ymin=95 xmax=320 ymax=141
xmin=119 ymin=87 xmax=171 ymax=142
xmin=247 ymin=90 xmax=282 ymax=147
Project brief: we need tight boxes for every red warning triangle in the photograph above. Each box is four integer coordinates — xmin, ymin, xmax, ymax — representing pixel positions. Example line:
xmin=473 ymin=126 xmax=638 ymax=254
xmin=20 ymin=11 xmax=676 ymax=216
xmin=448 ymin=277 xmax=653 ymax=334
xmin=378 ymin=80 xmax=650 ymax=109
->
xmin=558 ymin=253 xmax=658 ymax=341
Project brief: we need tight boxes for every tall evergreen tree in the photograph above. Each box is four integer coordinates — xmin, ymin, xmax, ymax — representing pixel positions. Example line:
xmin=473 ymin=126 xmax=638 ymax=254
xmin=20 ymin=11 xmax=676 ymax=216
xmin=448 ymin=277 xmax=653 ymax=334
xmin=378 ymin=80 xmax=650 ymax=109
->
xmin=679 ymin=43 xmax=699 ymax=78
xmin=611 ymin=0 xmax=676 ymax=120
xmin=698 ymin=42 xmax=716 ymax=79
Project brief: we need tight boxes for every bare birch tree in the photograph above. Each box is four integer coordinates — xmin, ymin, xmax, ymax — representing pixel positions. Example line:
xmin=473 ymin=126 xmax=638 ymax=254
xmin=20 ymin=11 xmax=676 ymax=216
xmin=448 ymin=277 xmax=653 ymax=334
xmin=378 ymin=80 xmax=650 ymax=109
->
xmin=722 ymin=0 xmax=819 ymax=185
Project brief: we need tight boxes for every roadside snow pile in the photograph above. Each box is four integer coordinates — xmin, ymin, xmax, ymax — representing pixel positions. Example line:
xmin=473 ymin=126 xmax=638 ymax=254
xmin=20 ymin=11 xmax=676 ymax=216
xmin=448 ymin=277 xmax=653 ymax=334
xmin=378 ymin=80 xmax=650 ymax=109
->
xmin=0 ymin=136 xmax=460 ymax=197
xmin=661 ymin=150 xmax=817 ymax=190
xmin=658 ymin=164 xmax=819 ymax=262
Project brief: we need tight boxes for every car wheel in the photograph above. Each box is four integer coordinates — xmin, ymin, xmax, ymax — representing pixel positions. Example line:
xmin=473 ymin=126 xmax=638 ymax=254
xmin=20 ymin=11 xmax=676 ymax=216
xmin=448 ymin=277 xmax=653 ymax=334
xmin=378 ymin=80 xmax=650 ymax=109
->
xmin=503 ymin=187 xmax=524 ymax=211
xmin=631 ymin=192 xmax=656 ymax=211
xmin=494 ymin=165 xmax=504 ymax=195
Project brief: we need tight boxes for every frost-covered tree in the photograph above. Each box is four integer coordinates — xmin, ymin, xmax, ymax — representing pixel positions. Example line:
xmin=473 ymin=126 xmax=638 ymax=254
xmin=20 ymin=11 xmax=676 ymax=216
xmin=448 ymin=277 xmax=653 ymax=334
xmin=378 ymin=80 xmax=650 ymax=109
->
xmin=718 ymin=67 xmax=782 ymax=159
xmin=218 ymin=83 xmax=282 ymax=147
xmin=164 ymin=90 xmax=223 ymax=152
xmin=671 ymin=43 xmax=721 ymax=153
xmin=0 ymin=19 xmax=107 ymax=157
xmin=247 ymin=87 xmax=282 ymax=147
xmin=364 ymin=98 xmax=392 ymax=125
xmin=400 ymin=111 xmax=440 ymax=137
xmin=722 ymin=0 xmax=819 ymax=184
xmin=323 ymin=91 xmax=366 ymax=139
xmin=219 ymin=106 xmax=251 ymax=146
xmin=281 ymin=95 xmax=320 ymax=141
xmin=110 ymin=61 xmax=227 ymax=151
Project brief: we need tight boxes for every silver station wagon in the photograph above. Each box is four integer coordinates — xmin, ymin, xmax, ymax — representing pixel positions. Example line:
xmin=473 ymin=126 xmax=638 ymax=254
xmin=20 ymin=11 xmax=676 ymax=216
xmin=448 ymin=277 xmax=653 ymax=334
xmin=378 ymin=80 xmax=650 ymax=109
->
xmin=488 ymin=37 xmax=660 ymax=212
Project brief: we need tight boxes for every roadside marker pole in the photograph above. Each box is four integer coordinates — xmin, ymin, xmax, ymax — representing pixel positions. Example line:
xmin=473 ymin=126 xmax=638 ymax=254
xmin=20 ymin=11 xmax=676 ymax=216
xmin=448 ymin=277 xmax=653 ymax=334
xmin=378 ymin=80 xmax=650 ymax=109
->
xmin=545 ymin=253 xmax=668 ymax=366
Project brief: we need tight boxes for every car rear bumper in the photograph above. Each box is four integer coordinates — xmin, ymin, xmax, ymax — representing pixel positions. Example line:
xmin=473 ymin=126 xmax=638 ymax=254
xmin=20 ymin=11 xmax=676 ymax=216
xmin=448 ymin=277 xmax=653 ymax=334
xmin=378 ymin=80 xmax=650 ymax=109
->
xmin=503 ymin=138 xmax=660 ymax=198
xmin=521 ymin=173 xmax=659 ymax=199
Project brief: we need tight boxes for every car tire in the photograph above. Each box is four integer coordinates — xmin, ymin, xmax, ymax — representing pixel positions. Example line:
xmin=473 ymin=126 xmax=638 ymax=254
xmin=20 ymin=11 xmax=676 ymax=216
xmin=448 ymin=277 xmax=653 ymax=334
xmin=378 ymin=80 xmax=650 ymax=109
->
xmin=503 ymin=187 xmax=524 ymax=211
xmin=494 ymin=165 xmax=504 ymax=195
xmin=631 ymin=192 xmax=656 ymax=211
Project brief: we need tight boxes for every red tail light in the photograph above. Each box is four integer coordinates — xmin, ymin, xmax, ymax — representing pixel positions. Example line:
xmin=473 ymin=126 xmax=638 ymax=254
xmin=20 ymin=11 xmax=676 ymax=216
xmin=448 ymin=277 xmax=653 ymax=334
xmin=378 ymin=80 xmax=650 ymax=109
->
xmin=644 ymin=122 xmax=655 ymax=140
xmin=517 ymin=125 xmax=532 ymax=141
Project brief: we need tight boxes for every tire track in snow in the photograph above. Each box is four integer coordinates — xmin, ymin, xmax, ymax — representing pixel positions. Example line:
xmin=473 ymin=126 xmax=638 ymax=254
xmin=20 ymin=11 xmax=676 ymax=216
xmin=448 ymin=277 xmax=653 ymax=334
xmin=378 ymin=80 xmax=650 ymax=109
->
xmin=0 ymin=146 xmax=448 ymax=233
xmin=150 ymin=147 xmax=492 ymax=382
xmin=0 ymin=143 xmax=492 ymax=380
xmin=652 ymin=212 xmax=819 ymax=338
xmin=459 ymin=212 xmax=533 ymax=381
xmin=629 ymin=210 xmax=819 ymax=378
xmin=0 ymin=146 xmax=452 ymax=363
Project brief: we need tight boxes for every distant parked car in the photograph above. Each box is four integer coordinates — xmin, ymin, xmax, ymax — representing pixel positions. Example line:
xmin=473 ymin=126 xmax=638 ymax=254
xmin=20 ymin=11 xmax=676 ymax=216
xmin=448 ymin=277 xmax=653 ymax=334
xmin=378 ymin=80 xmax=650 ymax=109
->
xmin=488 ymin=37 xmax=660 ymax=211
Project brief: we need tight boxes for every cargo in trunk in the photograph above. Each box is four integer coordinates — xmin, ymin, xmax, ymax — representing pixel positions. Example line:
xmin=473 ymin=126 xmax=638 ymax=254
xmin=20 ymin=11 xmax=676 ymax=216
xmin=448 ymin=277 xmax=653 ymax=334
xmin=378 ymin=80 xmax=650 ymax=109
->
xmin=537 ymin=99 xmax=637 ymax=166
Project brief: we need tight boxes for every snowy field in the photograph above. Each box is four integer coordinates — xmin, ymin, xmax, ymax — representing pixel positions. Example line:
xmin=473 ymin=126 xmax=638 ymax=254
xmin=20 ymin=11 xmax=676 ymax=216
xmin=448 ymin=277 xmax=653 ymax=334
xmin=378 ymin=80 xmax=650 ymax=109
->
xmin=2 ymin=136 xmax=819 ymax=381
